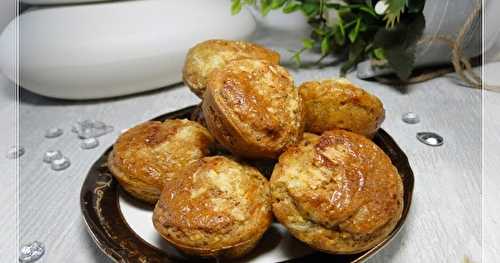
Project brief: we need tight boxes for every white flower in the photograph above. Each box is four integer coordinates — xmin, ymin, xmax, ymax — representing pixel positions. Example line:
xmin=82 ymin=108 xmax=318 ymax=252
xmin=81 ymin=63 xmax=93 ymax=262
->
xmin=375 ymin=0 xmax=389 ymax=15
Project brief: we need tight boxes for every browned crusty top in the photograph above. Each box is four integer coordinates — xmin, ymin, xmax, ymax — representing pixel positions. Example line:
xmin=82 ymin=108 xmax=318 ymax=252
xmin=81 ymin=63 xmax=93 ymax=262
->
xmin=202 ymin=58 xmax=303 ymax=158
xmin=153 ymin=156 xmax=272 ymax=248
xmin=110 ymin=119 xmax=214 ymax=187
xmin=271 ymin=130 xmax=402 ymax=237
xmin=299 ymin=78 xmax=385 ymax=137
xmin=183 ymin=39 xmax=280 ymax=97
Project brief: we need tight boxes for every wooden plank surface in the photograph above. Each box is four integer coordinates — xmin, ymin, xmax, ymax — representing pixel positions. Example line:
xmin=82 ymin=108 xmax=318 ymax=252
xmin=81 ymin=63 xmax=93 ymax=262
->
xmin=13 ymin=69 xmax=482 ymax=263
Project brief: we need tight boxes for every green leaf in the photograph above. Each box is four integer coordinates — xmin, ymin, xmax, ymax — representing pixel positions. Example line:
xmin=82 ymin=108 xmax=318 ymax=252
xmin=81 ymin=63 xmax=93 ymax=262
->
xmin=345 ymin=0 xmax=366 ymax=3
xmin=358 ymin=6 xmax=377 ymax=17
xmin=374 ymin=26 xmax=406 ymax=49
xmin=373 ymin=48 xmax=385 ymax=60
xmin=292 ymin=52 xmax=302 ymax=66
xmin=321 ymin=36 xmax=331 ymax=55
xmin=333 ymin=24 xmax=345 ymax=45
xmin=374 ymin=13 xmax=425 ymax=49
xmin=358 ymin=22 xmax=368 ymax=32
xmin=243 ymin=0 xmax=255 ymax=4
xmin=364 ymin=42 xmax=373 ymax=52
xmin=313 ymin=27 xmax=325 ymax=36
xmin=326 ymin=3 xmax=342 ymax=9
xmin=338 ymin=5 xmax=352 ymax=14
xmin=372 ymin=13 xmax=424 ymax=79
xmin=338 ymin=15 xmax=346 ymax=36
xmin=271 ymin=0 xmax=288 ymax=9
xmin=231 ymin=0 xmax=242 ymax=15
xmin=303 ymin=38 xmax=315 ymax=49
xmin=407 ymin=0 xmax=425 ymax=13
xmin=283 ymin=0 xmax=302 ymax=13
xmin=386 ymin=0 xmax=407 ymax=12
xmin=349 ymin=39 xmax=366 ymax=62
xmin=301 ymin=2 xmax=319 ymax=16
xmin=384 ymin=46 xmax=415 ymax=80
xmin=348 ymin=17 xmax=361 ymax=43
xmin=261 ymin=0 xmax=273 ymax=16
xmin=384 ymin=0 xmax=408 ymax=27
xmin=341 ymin=38 xmax=366 ymax=75
xmin=404 ymin=12 xmax=425 ymax=45
xmin=384 ymin=13 xmax=400 ymax=28
xmin=344 ymin=19 xmax=357 ymax=29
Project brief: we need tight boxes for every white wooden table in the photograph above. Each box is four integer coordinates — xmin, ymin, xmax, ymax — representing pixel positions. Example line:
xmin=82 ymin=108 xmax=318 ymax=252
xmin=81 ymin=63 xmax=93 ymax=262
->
xmin=2 ymin=31 xmax=498 ymax=263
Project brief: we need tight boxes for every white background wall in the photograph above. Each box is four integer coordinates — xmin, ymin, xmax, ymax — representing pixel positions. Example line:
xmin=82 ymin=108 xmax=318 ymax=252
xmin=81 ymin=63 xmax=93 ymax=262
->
xmin=0 ymin=0 xmax=15 ymax=32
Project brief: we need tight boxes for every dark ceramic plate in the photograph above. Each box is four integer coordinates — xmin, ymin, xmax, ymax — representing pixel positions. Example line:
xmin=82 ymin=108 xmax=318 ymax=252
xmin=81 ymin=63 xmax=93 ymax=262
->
xmin=80 ymin=105 xmax=414 ymax=263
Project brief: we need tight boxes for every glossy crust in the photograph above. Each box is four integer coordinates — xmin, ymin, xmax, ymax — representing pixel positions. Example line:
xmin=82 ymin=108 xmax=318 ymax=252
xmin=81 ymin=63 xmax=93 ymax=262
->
xmin=183 ymin=39 xmax=280 ymax=97
xmin=152 ymin=156 xmax=272 ymax=258
xmin=108 ymin=119 xmax=214 ymax=203
xmin=270 ymin=130 xmax=403 ymax=254
xmin=202 ymin=58 xmax=304 ymax=159
xmin=299 ymin=78 xmax=385 ymax=137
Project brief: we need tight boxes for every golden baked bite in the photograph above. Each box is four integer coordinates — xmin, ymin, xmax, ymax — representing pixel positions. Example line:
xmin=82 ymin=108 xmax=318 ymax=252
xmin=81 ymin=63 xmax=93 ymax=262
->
xmin=299 ymin=78 xmax=385 ymax=137
xmin=152 ymin=156 xmax=272 ymax=258
xmin=183 ymin=39 xmax=280 ymax=97
xmin=108 ymin=119 xmax=214 ymax=203
xmin=270 ymin=130 xmax=403 ymax=254
xmin=202 ymin=58 xmax=304 ymax=159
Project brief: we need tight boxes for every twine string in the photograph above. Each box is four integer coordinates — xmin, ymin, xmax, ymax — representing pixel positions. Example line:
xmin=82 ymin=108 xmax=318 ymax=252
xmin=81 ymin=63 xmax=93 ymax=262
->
xmin=372 ymin=2 xmax=500 ymax=92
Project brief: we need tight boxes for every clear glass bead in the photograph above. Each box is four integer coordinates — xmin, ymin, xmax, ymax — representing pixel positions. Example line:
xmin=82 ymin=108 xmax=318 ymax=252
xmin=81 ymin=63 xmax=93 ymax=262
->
xmin=51 ymin=156 xmax=71 ymax=171
xmin=402 ymin=112 xmax=420 ymax=124
xmin=72 ymin=120 xmax=113 ymax=139
xmin=43 ymin=150 xmax=63 ymax=163
xmin=80 ymin=137 xmax=99 ymax=150
xmin=19 ymin=241 xmax=45 ymax=263
xmin=44 ymin=128 xmax=63 ymax=138
xmin=417 ymin=132 xmax=444 ymax=147
xmin=6 ymin=146 xmax=25 ymax=159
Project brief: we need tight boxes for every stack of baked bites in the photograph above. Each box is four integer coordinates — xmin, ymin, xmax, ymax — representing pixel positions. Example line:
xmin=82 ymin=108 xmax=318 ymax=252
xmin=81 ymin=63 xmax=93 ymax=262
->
xmin=107 ymin=39 xmax=404 ymax=259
